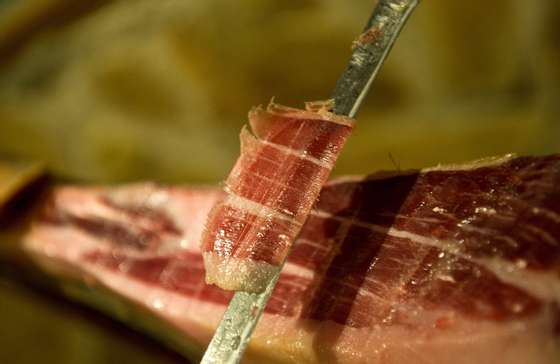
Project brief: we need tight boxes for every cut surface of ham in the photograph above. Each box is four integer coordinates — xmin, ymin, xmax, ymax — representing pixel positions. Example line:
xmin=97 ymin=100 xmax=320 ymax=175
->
xmin=11 ymin=154 xmax=560 ymax=363
xmin=201 ymin=100 xmax=354 ymax=292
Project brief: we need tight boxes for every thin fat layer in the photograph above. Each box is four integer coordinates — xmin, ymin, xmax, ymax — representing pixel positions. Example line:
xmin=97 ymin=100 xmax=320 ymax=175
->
xmin=203 ymin=253 xmax=279 ymax=293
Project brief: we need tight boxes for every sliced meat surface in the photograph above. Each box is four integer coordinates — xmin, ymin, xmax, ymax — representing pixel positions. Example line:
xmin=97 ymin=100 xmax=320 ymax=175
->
xmin=18 ymin=154 xmax=560 ymax=363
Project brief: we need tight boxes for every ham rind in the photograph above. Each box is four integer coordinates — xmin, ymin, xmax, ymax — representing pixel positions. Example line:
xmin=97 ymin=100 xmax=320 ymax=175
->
xmin=201 ymin=101 xmax=354 ymax=292
xmin=10 ymin=154 xmax=560 ymax=363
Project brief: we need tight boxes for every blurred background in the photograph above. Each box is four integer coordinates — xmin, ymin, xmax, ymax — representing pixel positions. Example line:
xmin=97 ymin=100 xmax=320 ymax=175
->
xmin=0 ymin=0 xmax=559 ymax=362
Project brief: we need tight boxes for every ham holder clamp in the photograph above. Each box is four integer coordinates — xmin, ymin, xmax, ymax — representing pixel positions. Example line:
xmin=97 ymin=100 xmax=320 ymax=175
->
xmin=201 ymin=1 xmax=421 ymax=363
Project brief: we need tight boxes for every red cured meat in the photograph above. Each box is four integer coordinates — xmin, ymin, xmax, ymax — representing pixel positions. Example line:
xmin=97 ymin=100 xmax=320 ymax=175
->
xmin=201 ymin=100 xmax=354 ymax=292
xmin=18 ymin=155 xmax=560 ymax=363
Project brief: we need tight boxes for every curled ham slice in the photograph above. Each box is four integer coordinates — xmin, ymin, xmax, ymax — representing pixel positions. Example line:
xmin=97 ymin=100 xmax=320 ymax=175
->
xmin=201 ymin=100 xmax=354 ymax=292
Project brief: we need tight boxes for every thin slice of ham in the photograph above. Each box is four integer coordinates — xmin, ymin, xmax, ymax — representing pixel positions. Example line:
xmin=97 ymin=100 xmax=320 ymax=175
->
xmin=11 ymin=154 xmax=560 ymax=363
xmin=201 ymin=100 xmax=354 ymax=292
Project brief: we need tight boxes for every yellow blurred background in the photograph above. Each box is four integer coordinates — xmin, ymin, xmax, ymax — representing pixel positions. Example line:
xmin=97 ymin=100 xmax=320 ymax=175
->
xmin=0 ymin=0 xmax=559 ymax=362
xmin=1 ymin=0 xmax=558 ymax=184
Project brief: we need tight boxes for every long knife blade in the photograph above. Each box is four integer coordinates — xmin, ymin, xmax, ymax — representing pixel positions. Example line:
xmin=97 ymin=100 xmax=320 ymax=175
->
xmin=200 ymin=1 xmax=420 ymax=363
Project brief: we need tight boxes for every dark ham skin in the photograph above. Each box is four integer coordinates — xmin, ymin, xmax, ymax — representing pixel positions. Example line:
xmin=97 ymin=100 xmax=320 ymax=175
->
xmin=15 ymin=155 xmax=560 ymax=363
xmin=201 ymin=101 xmax=354 ymax=292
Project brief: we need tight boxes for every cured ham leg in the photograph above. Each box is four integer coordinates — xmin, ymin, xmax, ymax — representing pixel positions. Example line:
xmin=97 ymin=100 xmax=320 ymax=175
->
xmin=8 ymin=154 xmax=560 ymax=364
xmin=201 ymin=101 xmax=354 ymax=292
